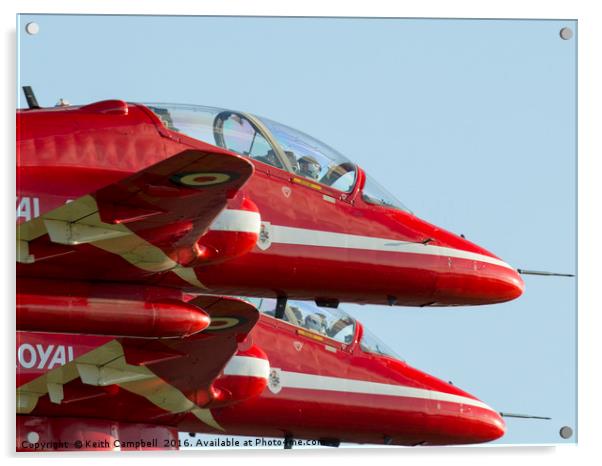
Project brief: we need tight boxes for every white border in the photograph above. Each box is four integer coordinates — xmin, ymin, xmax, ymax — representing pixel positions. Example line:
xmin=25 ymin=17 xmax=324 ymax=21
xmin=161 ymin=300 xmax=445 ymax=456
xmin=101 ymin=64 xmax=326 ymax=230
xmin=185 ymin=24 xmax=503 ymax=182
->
xmin=4 ymin=1 xmax=598 ymax=465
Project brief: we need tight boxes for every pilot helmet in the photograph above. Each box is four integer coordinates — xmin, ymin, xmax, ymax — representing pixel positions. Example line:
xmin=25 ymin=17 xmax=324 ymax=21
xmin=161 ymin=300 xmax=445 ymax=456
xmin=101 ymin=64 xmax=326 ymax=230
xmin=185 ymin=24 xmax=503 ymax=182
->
xmin=298 ymin=155 xmax=321 ymax=180
xmin=305 ymin=313 xmax=326 ymax=333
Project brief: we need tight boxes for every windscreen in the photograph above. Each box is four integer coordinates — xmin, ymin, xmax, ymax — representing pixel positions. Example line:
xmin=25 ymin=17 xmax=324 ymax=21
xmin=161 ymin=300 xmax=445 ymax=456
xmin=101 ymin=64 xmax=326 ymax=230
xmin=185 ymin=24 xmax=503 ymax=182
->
xmin=254 ymin=298 xmax=356 ymax=345
xmin=362 ymin=172 xmax=412 ymax=213
xmin=359 ymin=326 xmax=401 ymax=359
xmin=259 ymin=117 xmax=358 ymax=192
xmin=145 ymin=103 xmax=220 ymax=145
xmin=144 ymin=103 xmax=361 ymax=194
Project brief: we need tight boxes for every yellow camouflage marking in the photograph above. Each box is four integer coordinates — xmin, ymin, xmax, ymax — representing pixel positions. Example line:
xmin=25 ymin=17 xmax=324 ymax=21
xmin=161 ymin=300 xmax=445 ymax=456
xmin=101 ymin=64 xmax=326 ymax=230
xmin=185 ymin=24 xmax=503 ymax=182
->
xmin=15 ymin=195 xmax=207 ymax=289
xmin=17 ymin=216 xmax=48 ymax=243
xmin=93 ymin=233 xmax=179 ymax=273
xmin=190 ymin=408 xmax=225 ymax=431
xmin=16 ymin=340 xmax=109 ymax=414
xmin=17 ymin=240 xmax=34 ymax=263
xmin=173 ymin=267 xmax=208 ymax=289
xmin=16 ymin=339 xmax=225 ymax=431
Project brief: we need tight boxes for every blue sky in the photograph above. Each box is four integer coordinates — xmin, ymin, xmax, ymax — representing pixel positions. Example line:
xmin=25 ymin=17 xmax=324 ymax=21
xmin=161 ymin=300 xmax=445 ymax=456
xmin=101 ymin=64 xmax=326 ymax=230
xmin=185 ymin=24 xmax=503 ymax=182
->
xmin=17 ymin=15 xmax=576 ymax=445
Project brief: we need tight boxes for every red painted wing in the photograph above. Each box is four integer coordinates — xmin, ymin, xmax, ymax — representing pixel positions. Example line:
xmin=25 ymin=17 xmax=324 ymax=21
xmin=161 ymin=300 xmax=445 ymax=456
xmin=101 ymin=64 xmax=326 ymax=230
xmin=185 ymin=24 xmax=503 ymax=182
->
xmin=132 ymin=296 xmax=260 ymax=398
xmin=94 ymin=148 xmax=253 ymax=247
xmin=17 ymin=297 xmax=260 ymax=424
xmin=17 ymin=149 xmax=253 ymax=284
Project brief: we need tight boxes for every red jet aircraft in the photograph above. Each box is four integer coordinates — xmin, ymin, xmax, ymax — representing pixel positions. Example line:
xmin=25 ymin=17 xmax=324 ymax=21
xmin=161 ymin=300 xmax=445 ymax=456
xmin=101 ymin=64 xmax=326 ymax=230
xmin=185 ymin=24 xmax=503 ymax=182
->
xmin=17 ymin=298 xmax=506 ymax=450
xmin=17 ymin=100 xmax=524 ymax=309
xmin=16 ymin=97 xmax=520 ymax=450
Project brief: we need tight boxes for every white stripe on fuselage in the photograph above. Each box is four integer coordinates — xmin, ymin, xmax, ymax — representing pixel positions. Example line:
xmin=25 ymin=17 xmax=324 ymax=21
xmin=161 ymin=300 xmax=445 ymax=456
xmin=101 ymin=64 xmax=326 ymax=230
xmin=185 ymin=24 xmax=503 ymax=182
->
xmin=208 ymin=212 xmax=512 ymax=271
xmin=222 ymin=357 xmax=495 ymax=413
xmin=223 ymin=355 xmax=270 ymax=379
xmin=209 ymin=210 xmax=261 ymax=234
xmin=276 ymin=369 xmax=496 ymax=413
xmin=268 ymin=225 xmax=513 ymax=270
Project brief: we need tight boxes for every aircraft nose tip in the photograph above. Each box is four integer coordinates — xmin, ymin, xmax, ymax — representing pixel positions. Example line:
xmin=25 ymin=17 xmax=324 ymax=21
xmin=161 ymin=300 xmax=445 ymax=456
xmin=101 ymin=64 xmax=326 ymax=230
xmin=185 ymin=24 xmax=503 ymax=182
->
xmin=462 ymin=404 xmax=506 ymax=444
xmin=480 ymin=410 xmax=507 ymax=442
xmin=473 ymin=260 xmax=526 ymax=304
xmin=488 ymin=411 xmax=507 ymax=441
xmin=500 ymin=266 xmax=525 ymax=301
xmin=435 ymin=258 xmax=525 ymax=305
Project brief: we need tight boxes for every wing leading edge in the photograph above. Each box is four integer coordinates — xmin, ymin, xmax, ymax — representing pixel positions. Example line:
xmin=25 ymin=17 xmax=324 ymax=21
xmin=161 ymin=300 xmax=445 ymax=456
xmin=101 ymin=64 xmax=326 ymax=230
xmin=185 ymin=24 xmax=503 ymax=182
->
xmin=17 ymin=296 xmax=264 ymax=432
xmin=17 ymin=149 xmax=254 ymax=288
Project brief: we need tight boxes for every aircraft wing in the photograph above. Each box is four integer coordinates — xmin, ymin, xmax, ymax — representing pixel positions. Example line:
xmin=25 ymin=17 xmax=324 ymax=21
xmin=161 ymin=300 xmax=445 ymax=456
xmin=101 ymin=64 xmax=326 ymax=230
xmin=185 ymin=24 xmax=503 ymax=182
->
xmin=17 ymin=296 xmax=262 ymax=431
xmin=17 ymin=149 xmax=253 ymax=287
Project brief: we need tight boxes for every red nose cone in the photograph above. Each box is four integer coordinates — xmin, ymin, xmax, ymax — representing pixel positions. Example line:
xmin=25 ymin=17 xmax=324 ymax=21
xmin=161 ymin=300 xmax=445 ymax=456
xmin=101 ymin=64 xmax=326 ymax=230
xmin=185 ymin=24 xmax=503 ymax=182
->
xmin=450 ymin=397 xmax=507 ymax=444
xmin=490 ymin=266 xmax=525 ymax=303
xmin=438 ymin=399 xmax=507 ymax=445
xmin=415 ymin=222 xmax=526 ymax=305
xmin=414 ymin=369 xmax=507 ymax=445
xmin=474 ymin=408 xmax=506 ymax=443
xmin=434 ymin=263 xmax=525 ymax=305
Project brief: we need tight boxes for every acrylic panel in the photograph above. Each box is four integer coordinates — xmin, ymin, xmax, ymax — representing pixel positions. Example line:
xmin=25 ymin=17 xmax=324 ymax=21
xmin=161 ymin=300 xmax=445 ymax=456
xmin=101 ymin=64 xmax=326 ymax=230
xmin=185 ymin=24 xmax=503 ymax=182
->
xmin=16 ymin=15 xmax=576 ymax=450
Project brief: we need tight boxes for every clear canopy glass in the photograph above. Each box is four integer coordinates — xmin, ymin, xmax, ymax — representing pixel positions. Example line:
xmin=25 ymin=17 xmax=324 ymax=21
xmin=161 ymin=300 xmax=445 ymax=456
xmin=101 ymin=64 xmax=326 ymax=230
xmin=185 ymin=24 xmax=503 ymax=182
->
xmin=143 ymin=103 xmax=408 ymax=209
xmin=252 ymin=298 xmax=356 ymax=345
xmin=144 ymin=103 xmax=408 ymax=205
xmin=144 ymin=103 xmax=354 ymax=190
xmin=362 ymin=173 xmax=412 ymax=213
xmin=245 ymin=297 xmax=401 ymax=359
xmin=258 ymin=117 xmax=357 ymax=192
xmin=359 ymin=326 xmax=401 ymax=360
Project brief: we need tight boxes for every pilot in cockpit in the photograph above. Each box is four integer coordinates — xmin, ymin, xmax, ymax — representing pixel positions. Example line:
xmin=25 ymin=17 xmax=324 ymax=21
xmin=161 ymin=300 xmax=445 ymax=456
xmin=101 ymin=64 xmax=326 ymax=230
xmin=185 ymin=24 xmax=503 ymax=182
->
xmin=254 ymin=149 xmax=283 ymax=169
xmin=304 ymin=313 xmax=327 ymax=335
xmin=297 ymin=155 xmax=321 ymax=181
xmin=284 ymin=151 xmax=299 ymax=173
xmin=327 ymin=316 xmax=354 ymax=343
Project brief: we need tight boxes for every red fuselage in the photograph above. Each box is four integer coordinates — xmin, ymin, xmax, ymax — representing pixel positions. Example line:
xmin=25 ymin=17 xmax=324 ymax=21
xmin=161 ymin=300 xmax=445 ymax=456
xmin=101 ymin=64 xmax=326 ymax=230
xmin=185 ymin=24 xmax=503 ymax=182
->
xmin=16 ymin=311 xmax=505 ymax=450
xmin=16 ymin=101 xmax=524 ymax=307
xmin=16 ymin=100 xmax=514 ymax=450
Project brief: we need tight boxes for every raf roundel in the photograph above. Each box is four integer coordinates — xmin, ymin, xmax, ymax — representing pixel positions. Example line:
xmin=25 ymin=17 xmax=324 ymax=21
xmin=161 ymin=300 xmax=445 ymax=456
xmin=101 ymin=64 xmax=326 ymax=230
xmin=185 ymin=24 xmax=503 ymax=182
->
xmin=207 ymin=317 xmax=241 ymax=331
xmin=170 ymin=172 xmax=234 ymax=188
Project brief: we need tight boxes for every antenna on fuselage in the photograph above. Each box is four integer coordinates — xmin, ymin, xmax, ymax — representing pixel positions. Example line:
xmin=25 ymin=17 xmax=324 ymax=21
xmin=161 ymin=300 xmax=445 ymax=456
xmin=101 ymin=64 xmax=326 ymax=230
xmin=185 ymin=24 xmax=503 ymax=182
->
xmin=517 ymin=269 xmax=574 ymax=278
xmin=500 ymin=412 xmax=551 ymax=420
xmin=22 ymin=86 xmax=40 ymax=109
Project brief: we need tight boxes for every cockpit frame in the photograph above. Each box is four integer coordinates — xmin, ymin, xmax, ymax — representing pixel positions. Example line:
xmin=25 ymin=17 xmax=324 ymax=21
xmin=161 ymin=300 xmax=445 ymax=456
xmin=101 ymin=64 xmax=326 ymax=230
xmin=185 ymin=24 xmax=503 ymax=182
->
xmin=246 ymin=297 xmax=401 ymax=361
xmin=141 ymin=102 xmax=409 ymax=212
xmin=212 ymin=110 xmax=298 ymax=175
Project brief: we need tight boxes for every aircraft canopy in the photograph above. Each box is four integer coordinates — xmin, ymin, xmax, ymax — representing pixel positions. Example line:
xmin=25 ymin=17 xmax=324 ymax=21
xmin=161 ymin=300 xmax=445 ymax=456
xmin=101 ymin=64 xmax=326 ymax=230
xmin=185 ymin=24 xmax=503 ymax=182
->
xmin=248 ymin=297 xmax=400 ymax=360
xmin=143 ymin=103 xmax=410 ymax=212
